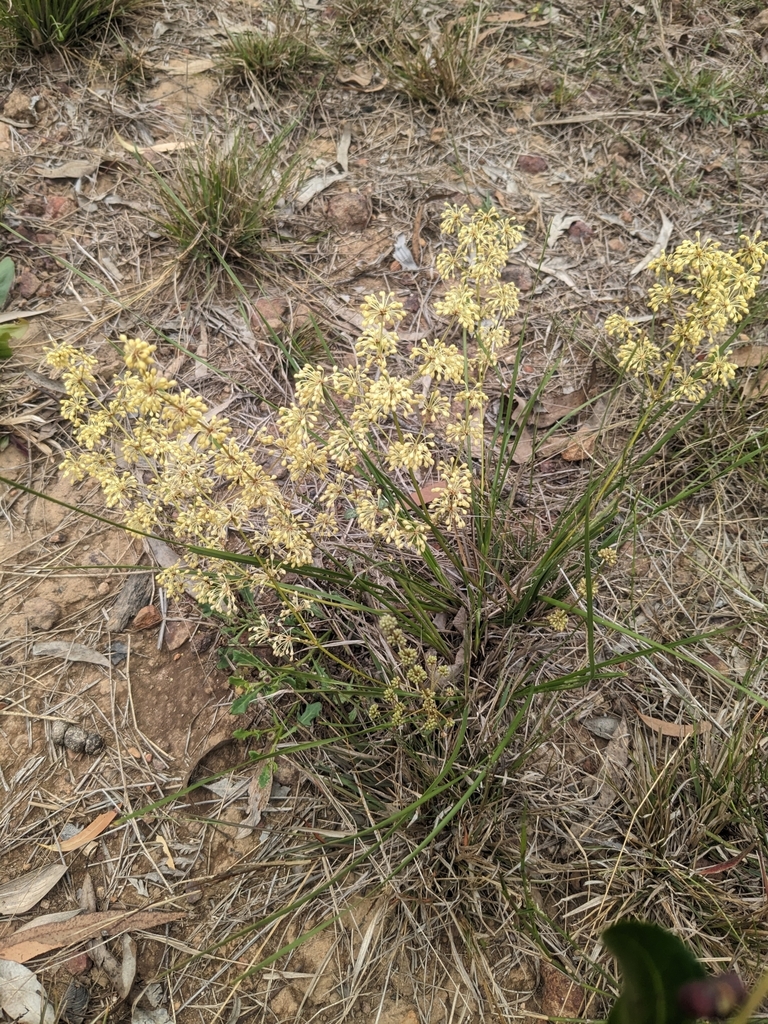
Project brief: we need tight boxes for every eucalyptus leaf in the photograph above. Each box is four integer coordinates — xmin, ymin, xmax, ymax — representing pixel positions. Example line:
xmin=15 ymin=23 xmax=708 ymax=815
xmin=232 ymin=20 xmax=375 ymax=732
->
xmin=604 ymin=920 xmax=706 ymax=1024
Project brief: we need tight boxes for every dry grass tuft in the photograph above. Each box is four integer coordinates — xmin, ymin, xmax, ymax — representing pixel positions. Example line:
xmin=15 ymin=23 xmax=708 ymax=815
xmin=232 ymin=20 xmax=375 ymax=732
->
xmin=154 ymin=127 xmax=295 ymax=274
xmin=382 ymin=9 xmax=490 ymax=106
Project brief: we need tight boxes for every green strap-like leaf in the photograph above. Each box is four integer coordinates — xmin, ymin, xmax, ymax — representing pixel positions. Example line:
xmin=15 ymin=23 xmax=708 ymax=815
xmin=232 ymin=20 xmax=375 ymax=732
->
xmin=0 ymin=258 xmax=14 ymax=311
xmin=604 ymin=920 xmax=706 ymax=1024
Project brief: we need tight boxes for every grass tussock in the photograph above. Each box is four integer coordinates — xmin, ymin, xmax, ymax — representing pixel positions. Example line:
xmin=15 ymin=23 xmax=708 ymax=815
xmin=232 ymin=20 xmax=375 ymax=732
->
xmin=382 ymin=10 xmax=489 ymax=105
xmin=660 ymin=63 xmax=742 ymax=125
xmin=0 ymin=0 xmax=135 ymax=48
xmin=154 ymin=127 xmax=295 ymax=272
xmin=9 ymin=0 xmax=768 ymax=1011
xmin=218 ymin=20 xmax=329 ymax=91
xmin=42 ymin=204 xmax=768 ymax=1015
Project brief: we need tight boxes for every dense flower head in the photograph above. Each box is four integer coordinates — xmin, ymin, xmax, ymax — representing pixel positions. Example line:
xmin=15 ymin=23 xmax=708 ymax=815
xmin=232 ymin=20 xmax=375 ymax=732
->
xmin=612 ymin=232 xmax=768 ymax=401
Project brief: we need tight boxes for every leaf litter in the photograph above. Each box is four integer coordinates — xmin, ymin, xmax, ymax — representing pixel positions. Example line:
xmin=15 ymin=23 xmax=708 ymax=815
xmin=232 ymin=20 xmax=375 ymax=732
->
xmin=0 ymin=960 xmax=55 ymax=1024
xmin=0 ymin=909 xmax=185 ymax=962
xmin=0 ymin=863 xmax=69 ymax=915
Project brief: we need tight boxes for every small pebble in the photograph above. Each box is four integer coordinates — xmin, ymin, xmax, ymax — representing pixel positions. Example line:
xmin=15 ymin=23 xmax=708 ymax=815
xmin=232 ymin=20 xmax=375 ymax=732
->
xmin=517 ymin=153 xmax=548 ymax=174
xmin=97 ymin=582 xmax=110 ymax=595
xmin=25 ymin=597 xmax=62 ymax=632
xmin=63 ymin=952 xmax=92 ymax=976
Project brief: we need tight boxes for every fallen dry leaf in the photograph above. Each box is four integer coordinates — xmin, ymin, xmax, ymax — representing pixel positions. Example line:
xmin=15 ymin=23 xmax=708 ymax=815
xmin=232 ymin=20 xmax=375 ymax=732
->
xmin=742 ymin=369 xmax=768 ymax=399
xmin=696 ymin=849 xmax=751 ymax=876
xmin=119 ymin=934 xmax=137 ymax=999
xmin=585 ymin=715 xmax=629 ymax=822
xmin=630 ymin=213 xmax=673 ymax=277
xmin=294 ymin=170 xmax=347 ymax=210
xmin=637 ymin=710 xmax=711 ymax=738
xmin=336 ymin=66 xmax=386 ymax=91
xmin=731 ymin=343 xmax=768 ymax=367
xmin=539 ymin=425 xmax=596 ymax=461
xmin=698 ymin=651 xmax=731 ymax=676
xmin=511 ymin=429 xmax=534 ymax=465
xmin=236 ymin=760 xmax=275 ymax=838
xmin=0 ymin=960 xmax=55 ymax=1024
xmin=0 ymin=909 xmax=185 ymax=963
xmin=583 ymin=716 xmax=621 ymax=740
xmin=36 ymin=159 xmax=100 ymax=179
xmin=534 ymin=388 xmax=587 ymax=428
xmin=336 ymin=126 xmax=352 ymax=172
xmin=407 ymin=480 xmax=448 ymax=505
xmin=546 ymin=212 xmax=581 ymax=248
xmin=0 ymin=863 xmax=69 ymax=915
xmin=11 ymin=910 xmax=81 ymax=936
xmin=540 ymin=398 xmax=606 ymax=461
xmin=32 ymin=641 xmax=110 ymax=667
xmin=561 ymin=428 xmax=598 ymax=461
xmin=58 ymin=810 xmax=117 ymax=852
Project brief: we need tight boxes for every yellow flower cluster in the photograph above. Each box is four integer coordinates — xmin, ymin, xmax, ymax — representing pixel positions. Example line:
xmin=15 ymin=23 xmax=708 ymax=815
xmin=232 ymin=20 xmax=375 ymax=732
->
xmin=546 ymin=547 xmax=618 ymax=633
xmin=605 ymin=233 xmax=768 ymax=401
xmin=45 ymin=203 xmax=524 ymax=631
xmin=261 ymin=203 xmax=525 ymax=553
xmin=45 ymin=336 xmax=308 ymax=614
xmin=378 ymin=614 xmax=453 ymax=731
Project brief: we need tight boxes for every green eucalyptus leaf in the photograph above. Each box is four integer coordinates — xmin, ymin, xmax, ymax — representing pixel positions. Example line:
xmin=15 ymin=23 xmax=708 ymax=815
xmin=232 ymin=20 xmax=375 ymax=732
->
xmin=0 ymin=257 xmax=14 ymax=310
xmin=604 ymin=920 xmax=706 ymax=1024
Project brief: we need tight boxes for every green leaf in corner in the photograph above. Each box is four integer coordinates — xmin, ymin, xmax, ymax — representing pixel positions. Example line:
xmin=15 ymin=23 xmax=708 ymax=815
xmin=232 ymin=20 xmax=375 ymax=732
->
xmin=0 ymin=257 xmax=14 ymax=310
xmin=0 ymin=320 xmax=28 ymax=360
xmin=604 ymin=920 xmax=706 ymax=1024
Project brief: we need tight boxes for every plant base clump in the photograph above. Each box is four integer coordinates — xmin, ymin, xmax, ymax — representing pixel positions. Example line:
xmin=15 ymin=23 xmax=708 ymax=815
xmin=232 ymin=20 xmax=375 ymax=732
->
xmin=155 ymin=128 xmax=294 ymax=269
xmin=0 ymin=0 xmax=136 ymax=48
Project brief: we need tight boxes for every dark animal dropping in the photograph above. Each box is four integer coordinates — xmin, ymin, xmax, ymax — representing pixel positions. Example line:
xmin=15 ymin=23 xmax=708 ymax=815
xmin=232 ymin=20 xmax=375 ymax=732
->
xmin=51 ymin=720 xmax=104 ymax=754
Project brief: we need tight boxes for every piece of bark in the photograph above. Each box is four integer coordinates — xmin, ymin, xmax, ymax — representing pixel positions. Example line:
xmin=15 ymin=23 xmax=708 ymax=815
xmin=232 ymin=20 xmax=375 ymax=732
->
xmin=106 ymin=573 xmax=153 ymax=631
